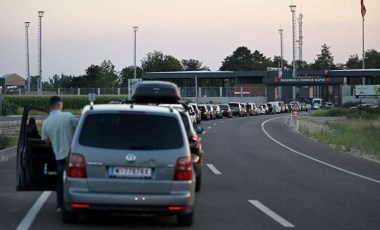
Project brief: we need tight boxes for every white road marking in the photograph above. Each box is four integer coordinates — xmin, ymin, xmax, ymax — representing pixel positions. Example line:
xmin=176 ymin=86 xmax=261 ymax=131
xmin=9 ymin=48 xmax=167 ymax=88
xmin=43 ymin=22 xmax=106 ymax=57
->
xmin=208 ymin=127 xmax=212 ymax=129
xmin=16 ymin=191 xmax=51 ymax=230
xmin=207 ymin=164 xmax=222 ymax=175
xmin=213 ymin=123 xmax=217 ymax=126
xmin=262 ymin=116 xmax=380 ymax=184
xmin=220 ymin=121 xmax=225 ymax=123
xmin=249 ymin=200 xmax=295 ymax=228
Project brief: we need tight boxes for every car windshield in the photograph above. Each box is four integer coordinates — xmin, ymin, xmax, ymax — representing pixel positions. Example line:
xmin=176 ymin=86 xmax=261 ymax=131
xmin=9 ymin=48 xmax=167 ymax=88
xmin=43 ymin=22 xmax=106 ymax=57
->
xmin=79 ymin=113 xmax=183 ymax=149
xmin=219 ymin=104 xmax=228 ymax=109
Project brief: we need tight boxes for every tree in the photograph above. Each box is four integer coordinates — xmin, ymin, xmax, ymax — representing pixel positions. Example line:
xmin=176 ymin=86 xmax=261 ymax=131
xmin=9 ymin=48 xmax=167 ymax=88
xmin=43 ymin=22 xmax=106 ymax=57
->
xmin=364 ymin=49 xmax=380 ymax=68
xmin=251 ymin=50 xmax=273 ymax=70
xmin=181 ymin=59 xmax=210 ymax=71
xmin=83 ymin=60 xmax=118 ymax=88
xmin=346 ymin=54 xmax=361 ymax=69
xmin=118 ymin=66 xmax=143 ymax=87
xmin=295 ymin=60 xmax=310 ymax=70
xmin=141 ymin=50 xmax=183 ymax=72
xmin=310 ymin=44 xmax=335 ymax=70
xmin=219 ymin=46 xmax=254 ymax=71
xmin=219 ymin=46 xmax=274 ymax=71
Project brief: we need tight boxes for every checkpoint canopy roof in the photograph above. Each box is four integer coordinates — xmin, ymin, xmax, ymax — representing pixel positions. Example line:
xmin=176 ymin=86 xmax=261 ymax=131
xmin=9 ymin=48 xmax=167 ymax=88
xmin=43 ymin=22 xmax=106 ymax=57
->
xmin=0 ymin=73 xmax=26 ymax=90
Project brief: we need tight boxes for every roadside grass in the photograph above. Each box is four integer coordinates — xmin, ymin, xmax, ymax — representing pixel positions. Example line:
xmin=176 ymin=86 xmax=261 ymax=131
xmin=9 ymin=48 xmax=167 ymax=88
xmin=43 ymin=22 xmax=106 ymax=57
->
xmin=300 ymin=116 xmax=380 ymax=161
xmin=0 ymin=123 xmax=19 ymax=150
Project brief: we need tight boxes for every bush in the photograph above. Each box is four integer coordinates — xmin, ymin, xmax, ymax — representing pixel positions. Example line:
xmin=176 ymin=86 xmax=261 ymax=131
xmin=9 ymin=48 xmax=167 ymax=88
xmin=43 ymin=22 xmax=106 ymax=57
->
xmin=0 ymin=135 xmax=18 ymax=150
xmin=1 ymin=100 xmax=19 ymax=116
xmin=3 ymin=95 xmax=127 ymax=114
xmin=312 ymin=107 xmax=380 ymax=120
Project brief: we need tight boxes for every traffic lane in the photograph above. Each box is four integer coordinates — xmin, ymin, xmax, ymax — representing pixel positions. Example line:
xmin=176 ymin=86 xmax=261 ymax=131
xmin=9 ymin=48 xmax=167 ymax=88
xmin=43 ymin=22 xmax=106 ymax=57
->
xmin=264 ymin=116 xmax=380 ymax=182
xmin=0 ymin=151 xmax=43 ymax=230
xmin=201 ymin=114 xmax=380 ymax=230
xmin=31 ymin=165 xmax=280 ymax=230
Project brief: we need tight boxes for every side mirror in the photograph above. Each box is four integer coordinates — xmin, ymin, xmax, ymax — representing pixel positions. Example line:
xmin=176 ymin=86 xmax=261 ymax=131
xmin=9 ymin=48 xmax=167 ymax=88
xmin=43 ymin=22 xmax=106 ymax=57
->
xmin=189 ymin=112 xmax=195 ymax=116
xmin=194 ymin=125 xmax=204 ymax=134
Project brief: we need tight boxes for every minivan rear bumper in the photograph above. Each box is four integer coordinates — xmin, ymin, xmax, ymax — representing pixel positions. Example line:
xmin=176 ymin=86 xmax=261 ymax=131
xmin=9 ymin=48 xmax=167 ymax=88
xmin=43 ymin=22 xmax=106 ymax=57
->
xmin=64 ymin=181 xmax=195 ymax=214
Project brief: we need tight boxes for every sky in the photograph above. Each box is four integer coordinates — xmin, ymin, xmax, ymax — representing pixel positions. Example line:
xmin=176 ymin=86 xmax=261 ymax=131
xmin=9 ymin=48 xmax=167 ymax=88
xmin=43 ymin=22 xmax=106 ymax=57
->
xmin=1 ymin=0 xmax=379 ymax=81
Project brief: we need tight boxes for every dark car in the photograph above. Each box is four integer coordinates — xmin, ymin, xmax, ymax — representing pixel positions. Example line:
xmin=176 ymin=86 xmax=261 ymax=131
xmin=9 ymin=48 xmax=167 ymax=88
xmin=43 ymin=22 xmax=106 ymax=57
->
xmin=229 ymin=102 xmax=243 ymax=117
xmin=198 ymin=104 xmax=210 ymax=120
xmin=218 ymin=104 xmax=233 ymax=118
xmin=159 ymin=105 xmax=203 ymax=192
xmin=266 ymin=103 xmax=275 ymax=114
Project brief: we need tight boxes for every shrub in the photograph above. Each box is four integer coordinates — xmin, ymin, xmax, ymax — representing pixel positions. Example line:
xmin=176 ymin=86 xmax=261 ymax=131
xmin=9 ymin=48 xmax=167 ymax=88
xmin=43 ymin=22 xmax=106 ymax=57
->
xmin=3 ymin=95 xmax=127 ymax=114
xmin=1 ymin=100 xmax=19 ymax=116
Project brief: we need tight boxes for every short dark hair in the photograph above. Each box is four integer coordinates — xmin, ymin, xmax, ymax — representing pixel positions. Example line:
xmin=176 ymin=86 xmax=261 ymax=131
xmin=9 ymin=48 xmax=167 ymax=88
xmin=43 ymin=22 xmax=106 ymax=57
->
xmin=49 ymin=96 xmax=62 ymax=107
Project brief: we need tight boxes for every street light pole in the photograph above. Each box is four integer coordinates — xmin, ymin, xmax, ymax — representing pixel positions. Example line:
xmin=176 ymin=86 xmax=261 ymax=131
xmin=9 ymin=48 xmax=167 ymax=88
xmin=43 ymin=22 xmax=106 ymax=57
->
xmin=289 ymin=4 xmax=297 ymax=100
xmin=133 ymin=26 xmax=138 ymax=79
xmin=38 ymin=11 xmax=44 ymax=95
xmin=25 ymin=22 xmax=30 ymax=93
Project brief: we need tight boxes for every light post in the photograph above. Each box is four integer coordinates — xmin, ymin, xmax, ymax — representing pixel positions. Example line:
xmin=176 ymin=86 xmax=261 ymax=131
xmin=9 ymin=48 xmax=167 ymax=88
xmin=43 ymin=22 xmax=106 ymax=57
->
xmin=25 ymin=22 xmax=30 ymax=93
xmin=278 ymin=27 xmax=284 ymax=99
xmin=289 ymin=4 xmax=297 ymax=100
xmin=133 ymin=26 xmax=138 ymax=79
xmin=38 ymin=11 xmax=44 ymax=95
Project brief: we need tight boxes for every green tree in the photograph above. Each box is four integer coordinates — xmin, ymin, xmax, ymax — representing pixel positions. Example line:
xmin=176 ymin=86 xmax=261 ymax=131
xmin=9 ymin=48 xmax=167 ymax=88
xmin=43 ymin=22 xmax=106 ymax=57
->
xmin=118 ymin=66 xmax=143 ymax=87
xmin=346 ymin=54 xmax=361 ymax=69
xmin=295 ymin=60 xmax=310 ymax=70
xmin=219 ymin=46 xmax=254 ymax=71
xmin=83 ymin=60 xmax=118 ymax=88
xmin=181 ymin=59 xmax=210 ymax=71
xmin=311 ymin=44 xmax=335 ymax=70
xmin=220 ymin=46 xmax=274 ymax=71
xmin=364 ymin=49 xmax=380 ymax=68
xmin=251 ymin=50 xmax=273 ymax=70
xmin=141 ymin=50 xmax=183 ymax=72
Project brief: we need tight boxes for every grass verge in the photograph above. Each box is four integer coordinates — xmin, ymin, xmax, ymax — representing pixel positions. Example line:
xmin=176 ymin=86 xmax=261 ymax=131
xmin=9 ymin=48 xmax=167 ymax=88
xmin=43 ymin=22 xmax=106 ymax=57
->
xmin=299 ymin=119 xmax=380 ymax=161
xmin=0 ymin=135 xmax=18 ymax=150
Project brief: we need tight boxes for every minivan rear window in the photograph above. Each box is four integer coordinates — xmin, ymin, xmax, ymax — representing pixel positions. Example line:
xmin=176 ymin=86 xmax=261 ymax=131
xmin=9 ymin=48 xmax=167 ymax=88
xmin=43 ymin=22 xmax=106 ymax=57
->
xmin=79 ymin=113 xmax=183 ymax=149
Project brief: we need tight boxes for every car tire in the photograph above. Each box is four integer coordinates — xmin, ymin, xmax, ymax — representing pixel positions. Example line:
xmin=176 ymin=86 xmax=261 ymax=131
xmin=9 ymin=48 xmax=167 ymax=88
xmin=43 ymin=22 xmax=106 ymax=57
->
xmin=177 ymin=211 xmax=194 ymax=226
xmin=62 ymin=207 xmax=78 ymax=224
xmin=195 ymin=173 xmax=202 ymax=192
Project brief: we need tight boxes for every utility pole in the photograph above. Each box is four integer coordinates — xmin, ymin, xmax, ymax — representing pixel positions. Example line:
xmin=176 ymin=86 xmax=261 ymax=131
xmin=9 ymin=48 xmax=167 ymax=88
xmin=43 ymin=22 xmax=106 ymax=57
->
xmin=133 ymin=26 xmax=138 ymax=79
xmin=25 ymin=22 xmax=30 ymax=93
xmin=38 ymin=11 xmax=44 ymax=95
xmin=298 ymin=13 xmax=303 ymax=62
xmin=289 ymin=4 xmax=297 ymax=100
xmin=278 ymin=26 xmax=284 ymax=100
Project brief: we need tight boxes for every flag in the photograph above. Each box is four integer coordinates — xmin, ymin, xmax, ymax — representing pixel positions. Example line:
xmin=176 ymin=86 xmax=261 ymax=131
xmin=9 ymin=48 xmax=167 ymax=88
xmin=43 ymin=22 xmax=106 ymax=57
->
xmin=361 ymin=0 xmax=366 ymax=18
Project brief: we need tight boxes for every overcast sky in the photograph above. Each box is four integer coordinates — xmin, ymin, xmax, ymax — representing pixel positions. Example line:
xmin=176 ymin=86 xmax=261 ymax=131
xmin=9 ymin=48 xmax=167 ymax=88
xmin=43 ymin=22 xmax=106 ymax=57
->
xmin=1 ymin=0 xmax=379 ymax=80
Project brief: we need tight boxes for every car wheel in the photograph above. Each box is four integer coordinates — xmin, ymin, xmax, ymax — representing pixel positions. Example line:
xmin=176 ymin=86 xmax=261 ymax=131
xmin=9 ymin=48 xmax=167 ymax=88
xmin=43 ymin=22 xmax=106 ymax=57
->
xmin=195 ymin=173 xmax=202 ymax=192
xmin=62 ymin=207 xmax=79 ymax=224
xmin=177 ymin=211 xmax=194 ymax=226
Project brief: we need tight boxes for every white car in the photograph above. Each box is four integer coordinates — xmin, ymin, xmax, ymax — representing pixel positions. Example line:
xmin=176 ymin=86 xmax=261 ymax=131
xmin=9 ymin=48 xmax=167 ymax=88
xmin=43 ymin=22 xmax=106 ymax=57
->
xmin=257 ymin=106 xmax=266 ymax=115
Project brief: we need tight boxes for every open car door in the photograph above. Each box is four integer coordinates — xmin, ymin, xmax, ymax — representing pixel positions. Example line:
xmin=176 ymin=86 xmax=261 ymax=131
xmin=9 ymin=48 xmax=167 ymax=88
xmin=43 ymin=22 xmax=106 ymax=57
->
xmin=16 ymin=106 xmax=57 ymax=191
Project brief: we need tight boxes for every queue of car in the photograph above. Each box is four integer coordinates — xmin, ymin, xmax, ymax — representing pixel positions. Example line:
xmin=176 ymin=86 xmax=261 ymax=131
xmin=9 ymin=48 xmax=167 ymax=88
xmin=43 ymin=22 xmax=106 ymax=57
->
xmin=15 ymin=80 xmax=292 ymax=227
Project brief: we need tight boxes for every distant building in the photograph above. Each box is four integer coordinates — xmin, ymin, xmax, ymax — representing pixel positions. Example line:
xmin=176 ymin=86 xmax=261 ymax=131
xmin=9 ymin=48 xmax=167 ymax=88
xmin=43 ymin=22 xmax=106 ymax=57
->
xmin=0 ymin=73 xmax=26 ymax=94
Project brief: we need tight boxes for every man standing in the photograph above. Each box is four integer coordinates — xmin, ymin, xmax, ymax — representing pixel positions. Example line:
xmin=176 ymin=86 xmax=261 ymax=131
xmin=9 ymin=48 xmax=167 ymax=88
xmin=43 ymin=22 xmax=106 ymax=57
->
xmin=42 ymin=96 xmax=77 ymax=212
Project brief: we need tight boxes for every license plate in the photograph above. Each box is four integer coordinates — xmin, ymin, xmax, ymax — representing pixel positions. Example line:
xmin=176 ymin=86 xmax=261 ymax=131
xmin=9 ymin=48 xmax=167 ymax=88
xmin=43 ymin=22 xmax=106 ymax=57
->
xmin=108 ymin=166 xmax=152 ymax=179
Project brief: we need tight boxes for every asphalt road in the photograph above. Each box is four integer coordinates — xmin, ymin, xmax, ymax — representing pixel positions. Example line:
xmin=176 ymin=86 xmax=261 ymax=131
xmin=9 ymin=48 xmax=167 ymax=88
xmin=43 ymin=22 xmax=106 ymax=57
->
xmin=1 ymin=114 xmax=380 ymax=230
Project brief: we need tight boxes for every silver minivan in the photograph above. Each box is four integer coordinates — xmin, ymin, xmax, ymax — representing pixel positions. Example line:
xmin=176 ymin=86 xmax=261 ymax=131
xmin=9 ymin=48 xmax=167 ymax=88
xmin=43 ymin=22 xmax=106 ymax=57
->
xmin=16 ymin=104 xmax=195 ymax=226
xmin=65 ymin=104 xmax=195 ymax=225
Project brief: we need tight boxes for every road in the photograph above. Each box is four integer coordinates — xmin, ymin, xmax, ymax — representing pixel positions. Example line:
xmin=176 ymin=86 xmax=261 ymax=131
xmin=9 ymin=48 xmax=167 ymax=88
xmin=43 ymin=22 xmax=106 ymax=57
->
xmin=1 ymin=114 xmax=380 ymax=229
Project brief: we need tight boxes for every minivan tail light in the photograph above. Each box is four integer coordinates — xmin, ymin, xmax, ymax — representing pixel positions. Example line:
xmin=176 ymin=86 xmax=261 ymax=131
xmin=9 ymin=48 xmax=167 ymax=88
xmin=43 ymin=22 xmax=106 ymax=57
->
xmin=190 ymin=134 xmax=200 ymax=149
xmin=174 ymin=157 xmax=192 ymax=181
xmin=69 ymin=153 xmax=87 ymax=178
